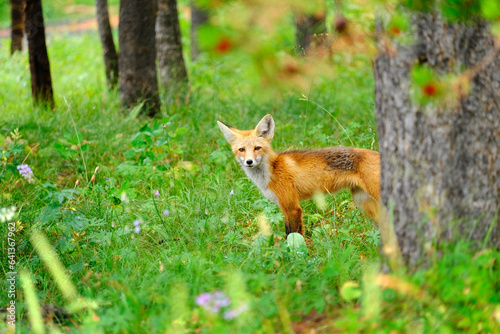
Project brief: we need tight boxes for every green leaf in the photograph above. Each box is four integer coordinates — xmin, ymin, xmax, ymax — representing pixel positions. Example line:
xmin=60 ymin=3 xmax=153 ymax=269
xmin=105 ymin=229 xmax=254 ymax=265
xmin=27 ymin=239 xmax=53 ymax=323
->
xmin=145 ymin=151 xmax=156 ymax=161
xmin=197 ymin=24 xmax=223 ymax=50
xmin=123 ymin=150 xmax=136 ymax=159
xmin=80 ymin=143 xmax=90 ymax=152
xmin=340 ymin=281 xmax=362 ymax=301
xmin=125 ymin=101 xmax=146 ymax=121
xmin=131 ymin=134 xmax=146 ymax=148
xmin=481 ymin=0 xmax=500 ymax=20
xmin=139 ymin=123 xmax=152 ymax=133
xmin=173 ymin=148 xmax=184 ymax=155
xmin=0 ymin=134 xmax=6 ymax=148
xmin=175 ymin=127 xmax=188 ymax=136
xmin=410 ymin=65 xmax=435 ymax=85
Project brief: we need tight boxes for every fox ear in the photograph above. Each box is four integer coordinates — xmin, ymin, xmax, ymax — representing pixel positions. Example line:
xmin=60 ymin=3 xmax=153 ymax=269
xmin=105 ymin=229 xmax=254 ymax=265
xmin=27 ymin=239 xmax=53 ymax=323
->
xmin=255 ymin=114 xmax=275 ymax=140
xmin=217 ymin=121 xmax=240 ymax=144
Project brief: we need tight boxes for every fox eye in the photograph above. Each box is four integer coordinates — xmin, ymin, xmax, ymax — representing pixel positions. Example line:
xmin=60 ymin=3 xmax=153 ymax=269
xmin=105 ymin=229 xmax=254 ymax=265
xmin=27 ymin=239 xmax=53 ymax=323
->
xmin=255 ymin=146 xmax=262 ymax=151
xmin=238 ymin=148 xmax=245 ymax=152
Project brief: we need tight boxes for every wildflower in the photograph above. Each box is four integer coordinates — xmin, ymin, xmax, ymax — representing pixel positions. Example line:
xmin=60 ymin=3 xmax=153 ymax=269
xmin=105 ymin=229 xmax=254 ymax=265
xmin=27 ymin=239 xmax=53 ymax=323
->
xmin=195 ymin=291 xmax=230 ymax=313
xmin=17 ymin=164 xmax=35 ymax=183
xmin=163 ymin=210 xmax=170 ymax=217
xmin=229 ymin=189 xmax=235 ymax=195
xmin=223 ymin=303 xmax=248 ymax=320
xmin=154 ymin=190 xmax=160 ymax=196
xmin=133 ymin=220 xmax=141 ymax=233
xmin=422 ymin=83 xmax=438 ymax=97
xmin=215 ymin=37 xmax=232 ymax=54
xmin=111 ymin=223 xmax=115 ymax=228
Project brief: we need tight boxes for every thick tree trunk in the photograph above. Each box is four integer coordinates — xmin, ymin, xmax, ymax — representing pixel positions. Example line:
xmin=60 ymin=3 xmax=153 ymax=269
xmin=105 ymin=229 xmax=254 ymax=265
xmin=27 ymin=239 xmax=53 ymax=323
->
xmin=96 ymin=0 xmax=118 ymax=88
xmin=10 ymin=0 xmax=25 ymax=54
xmin=25 ymin=0 xmax=54 ymax=108
xmin=119 ymin=0 xmax=160 ymax=117
xmin=295 ymin=13 xmax=326 ymax=54
xmin=190 ymin=0 xmax=208 ymax=61
xmin=374 ymin=13 xmax=500 ymax=267
xmin=156 ymin=0 xmax=188 ymax=103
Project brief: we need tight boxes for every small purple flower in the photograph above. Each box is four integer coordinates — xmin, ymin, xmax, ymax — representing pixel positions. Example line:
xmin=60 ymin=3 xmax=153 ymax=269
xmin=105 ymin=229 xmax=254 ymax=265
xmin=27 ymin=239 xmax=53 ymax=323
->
xmin=111 ymin=223 xmax=115 ymax=228
xmin=223 ymin=303 xmax=248 ymax=320
xmin=195 ymin=293 xmax=212 ymax=307
xmin=133 ymin=220 xmax=140 ymax=226
xmin=163 ymin=210 xmax=170 ymax=217
xmin=134 ymin=226 xmax=141 ymax=234
xmin=229 ymin=189 xmax=235 ymax=195
xmin=154 ymin=190 xmax=160 ymax=196
xmin=195 ymin=291 xmax=231 ymax=313
xmin=17 ymin=164 xmax=35 ymax=183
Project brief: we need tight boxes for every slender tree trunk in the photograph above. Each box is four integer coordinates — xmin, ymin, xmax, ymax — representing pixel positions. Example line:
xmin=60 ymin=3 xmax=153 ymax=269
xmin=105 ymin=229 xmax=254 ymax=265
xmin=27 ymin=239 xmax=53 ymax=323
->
xmin=295 ymin=12 xmax=326 ymax=54
xmin=10 ymin=0 xmax=25 ymax=54
xmin=119 ymin=0 xmax=160 ymax=116
xmin=190 ymin=0 xmax=207 ymax=61
xmin=96 ymin=0 xmax=118 ymax=88
xmin=156 ymin=0 xmax=188 ymax=103
xmin=374 ymin=13 xmax=500 ymax=267
xmin=25 ymin=0 xmax=54 ymax=108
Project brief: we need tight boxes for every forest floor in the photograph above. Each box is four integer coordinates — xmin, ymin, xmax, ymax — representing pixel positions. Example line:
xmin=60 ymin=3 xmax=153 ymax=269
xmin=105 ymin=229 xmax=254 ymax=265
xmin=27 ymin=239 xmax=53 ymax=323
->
xmin=0 ymin=3 xmax=499 ymax=332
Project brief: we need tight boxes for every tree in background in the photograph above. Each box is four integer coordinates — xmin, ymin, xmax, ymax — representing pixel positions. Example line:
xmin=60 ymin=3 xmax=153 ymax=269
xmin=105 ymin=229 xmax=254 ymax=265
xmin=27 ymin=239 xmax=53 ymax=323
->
xmin=96 ymin=0 xmax=118 ymax=88
xmin=190 ymin=0 xmax=208 ymax=61
xmin=374 ymin=2 xmax=500 ymax=267
xmin=156 ymin=0 xmax=189 ymax=103
xmin=118 ymin=0 xmax=160 ymax=117
xmin=10 ymin=0 xmax=25 ymax=54
xmin=25 ymin=0 xmax=54 ymax=108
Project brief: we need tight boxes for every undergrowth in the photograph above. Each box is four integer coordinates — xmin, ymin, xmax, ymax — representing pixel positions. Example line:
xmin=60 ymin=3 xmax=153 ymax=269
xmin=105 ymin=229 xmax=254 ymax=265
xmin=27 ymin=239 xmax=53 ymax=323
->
xmin=0 ymin=25 xmax=498 ymax=334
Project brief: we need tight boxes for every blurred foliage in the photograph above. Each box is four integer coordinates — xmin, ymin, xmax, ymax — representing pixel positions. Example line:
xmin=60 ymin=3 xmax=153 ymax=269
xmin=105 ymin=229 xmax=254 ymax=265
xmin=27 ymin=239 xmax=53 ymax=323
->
xmin=0 ymin=0 xmax=499 ymax=333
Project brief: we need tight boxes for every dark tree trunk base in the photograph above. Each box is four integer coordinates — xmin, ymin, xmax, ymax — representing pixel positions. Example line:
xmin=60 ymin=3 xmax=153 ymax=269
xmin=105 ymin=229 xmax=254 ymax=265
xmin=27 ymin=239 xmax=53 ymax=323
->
xmin=96 ymin=0 xmax=119 ymax=88
xmin=10 ymin=0 xmax=25 ymax=54
xmin=119 ymin=0 xmax=161 ymax=117
xmin=156 ymin=0 xmax=189 ymax=105
xmin=25 ymin=0 xmax=54 ymax=108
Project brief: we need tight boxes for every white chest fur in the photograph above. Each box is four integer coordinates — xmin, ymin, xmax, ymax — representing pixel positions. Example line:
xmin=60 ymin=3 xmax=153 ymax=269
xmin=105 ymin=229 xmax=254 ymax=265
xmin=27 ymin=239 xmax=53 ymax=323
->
xmin=241 ymin=159 xmax=280 ymax=206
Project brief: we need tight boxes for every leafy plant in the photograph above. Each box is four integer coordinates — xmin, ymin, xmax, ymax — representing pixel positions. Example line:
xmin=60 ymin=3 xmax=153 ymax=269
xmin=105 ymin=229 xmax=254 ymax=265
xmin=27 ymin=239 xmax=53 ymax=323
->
xmin=123 ymin=116 xmax=187 ymax=170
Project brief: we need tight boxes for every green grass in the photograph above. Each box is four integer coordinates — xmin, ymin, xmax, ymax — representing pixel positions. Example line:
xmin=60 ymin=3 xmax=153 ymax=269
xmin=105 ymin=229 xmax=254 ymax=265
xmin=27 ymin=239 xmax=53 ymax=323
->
xmin=0 ymin=24 xmax=499 ymax=334
xmin=0 ymin=0 xmax=121 ymax=28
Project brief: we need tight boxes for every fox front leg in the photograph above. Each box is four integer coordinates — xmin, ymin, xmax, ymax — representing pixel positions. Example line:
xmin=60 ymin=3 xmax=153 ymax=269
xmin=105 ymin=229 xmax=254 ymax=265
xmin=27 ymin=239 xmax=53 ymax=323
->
xmin=281 ymin=201 xmax=305 ymax=236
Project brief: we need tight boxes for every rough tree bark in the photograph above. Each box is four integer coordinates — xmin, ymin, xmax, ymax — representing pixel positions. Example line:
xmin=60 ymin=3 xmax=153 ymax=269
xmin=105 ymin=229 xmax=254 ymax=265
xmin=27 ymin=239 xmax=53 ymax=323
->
xmin=25 ymin=0 xmax=54 ymax=108
xmin=10 ymin=0 xmax=25 ymax=54
xmin=96 ymin=0 xmax=118 ymax=88
xmin=156 ymin=0 xmax=188 ymax=103
xmin=374 ymin=13 xmax=500 ymax=267
xmin=190 ymin=0 xmax=208 ymax=61
xmin=295 ymin=13 xmax=326 ymax=54
xmin=119 ymin=0 xmax=160 ymax=116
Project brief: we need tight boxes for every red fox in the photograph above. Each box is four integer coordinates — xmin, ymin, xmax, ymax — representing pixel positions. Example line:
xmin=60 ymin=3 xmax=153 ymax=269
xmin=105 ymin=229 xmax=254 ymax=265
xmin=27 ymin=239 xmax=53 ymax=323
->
xmin=217 ymin=114 xmax=381 ymax=236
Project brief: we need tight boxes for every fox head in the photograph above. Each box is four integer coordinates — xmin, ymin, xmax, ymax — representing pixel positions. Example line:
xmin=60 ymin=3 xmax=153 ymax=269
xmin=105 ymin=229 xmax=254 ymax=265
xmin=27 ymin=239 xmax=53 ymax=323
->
xmin=217 ymin=114 xmax=275 ymax=169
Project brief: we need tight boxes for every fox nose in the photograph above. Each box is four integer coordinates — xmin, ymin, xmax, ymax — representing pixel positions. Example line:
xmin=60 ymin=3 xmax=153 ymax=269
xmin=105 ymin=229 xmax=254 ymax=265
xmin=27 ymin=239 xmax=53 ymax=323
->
xmin=246 ymin=160 xmax=253 ymax=165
